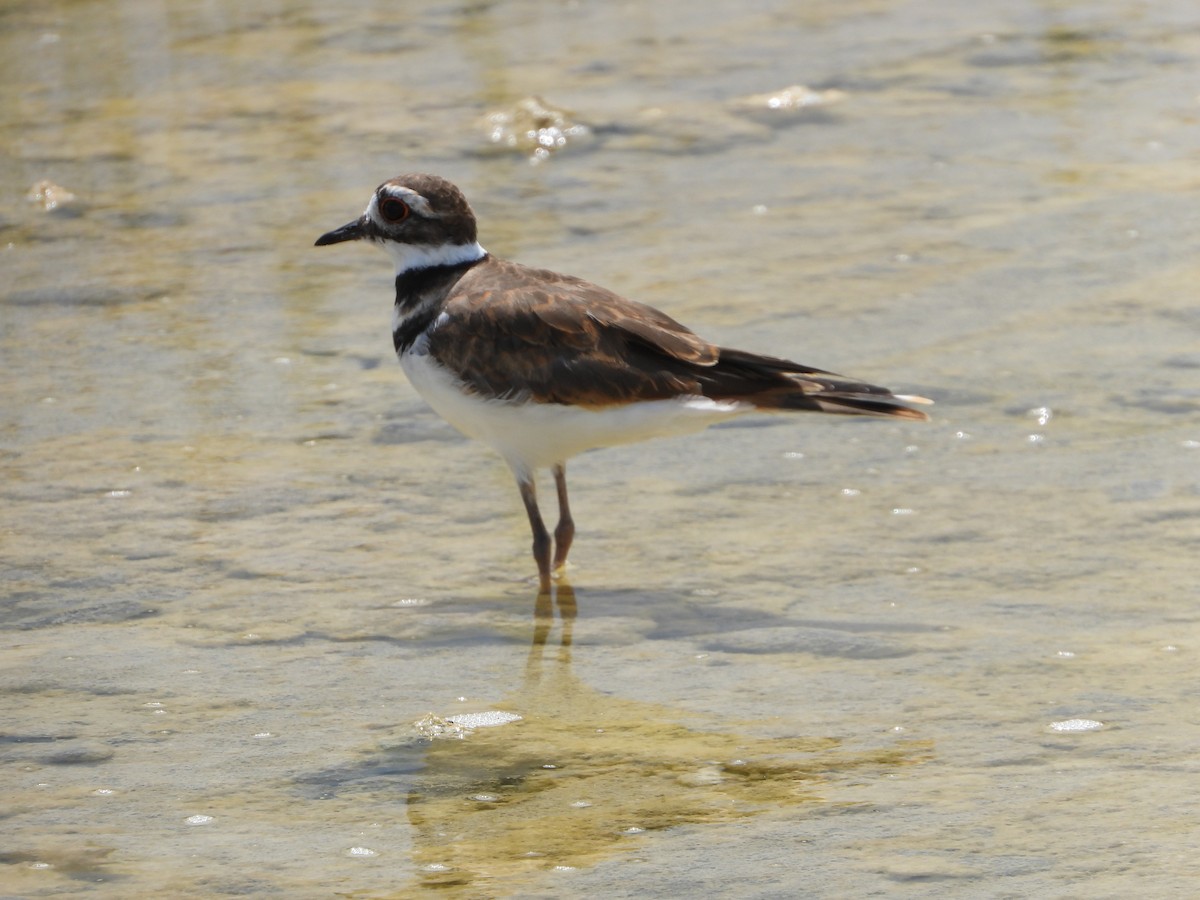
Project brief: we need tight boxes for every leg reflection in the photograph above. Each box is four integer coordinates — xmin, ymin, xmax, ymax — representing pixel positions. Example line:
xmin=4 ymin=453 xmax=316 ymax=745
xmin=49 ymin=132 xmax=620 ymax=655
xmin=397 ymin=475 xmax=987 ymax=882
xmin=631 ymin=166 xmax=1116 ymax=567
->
xmin=527 ymin=579 xmax=577 ymax=679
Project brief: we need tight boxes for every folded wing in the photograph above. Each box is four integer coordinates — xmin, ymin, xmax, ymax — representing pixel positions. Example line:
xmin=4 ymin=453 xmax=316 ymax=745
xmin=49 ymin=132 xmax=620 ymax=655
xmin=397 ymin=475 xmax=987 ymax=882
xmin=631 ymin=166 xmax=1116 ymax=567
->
xmin=427 ymin=260 xmax=930 ymax=420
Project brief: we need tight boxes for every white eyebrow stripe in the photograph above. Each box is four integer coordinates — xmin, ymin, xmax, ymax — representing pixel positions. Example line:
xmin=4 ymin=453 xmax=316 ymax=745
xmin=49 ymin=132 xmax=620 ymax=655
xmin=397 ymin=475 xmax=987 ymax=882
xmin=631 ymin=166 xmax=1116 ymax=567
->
xmin=369 ymin=185 xmax=435 ymax=220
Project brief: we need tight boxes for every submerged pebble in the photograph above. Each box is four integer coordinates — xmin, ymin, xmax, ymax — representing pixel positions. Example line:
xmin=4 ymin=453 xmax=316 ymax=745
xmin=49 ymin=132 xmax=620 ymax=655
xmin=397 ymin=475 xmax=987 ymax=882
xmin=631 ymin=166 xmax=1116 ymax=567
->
xmin=677 ymin=765 xmax=725 ymax=787
xmin=482 ymin=96 xmax=592 ymax=163
xmin=415 ymin=710 xmax=523 ymax=740
xmin=447 ymin=711 xmax=523 ymax=729
xmin=26 ymin=179 xmax=78 ymax=212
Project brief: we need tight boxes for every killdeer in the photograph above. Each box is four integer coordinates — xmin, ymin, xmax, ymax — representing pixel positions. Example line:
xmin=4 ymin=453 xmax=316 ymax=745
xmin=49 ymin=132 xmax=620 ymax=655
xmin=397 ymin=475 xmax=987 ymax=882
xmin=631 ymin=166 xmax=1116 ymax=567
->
xmin=316 ymin=174 xmax=930 ymax=587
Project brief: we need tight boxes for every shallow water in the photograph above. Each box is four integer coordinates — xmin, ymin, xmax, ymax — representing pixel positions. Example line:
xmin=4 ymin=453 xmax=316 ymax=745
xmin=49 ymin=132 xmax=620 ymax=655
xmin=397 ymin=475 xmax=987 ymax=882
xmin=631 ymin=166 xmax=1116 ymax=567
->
xmin=3 ymin=0 xmax=1199 ymax=896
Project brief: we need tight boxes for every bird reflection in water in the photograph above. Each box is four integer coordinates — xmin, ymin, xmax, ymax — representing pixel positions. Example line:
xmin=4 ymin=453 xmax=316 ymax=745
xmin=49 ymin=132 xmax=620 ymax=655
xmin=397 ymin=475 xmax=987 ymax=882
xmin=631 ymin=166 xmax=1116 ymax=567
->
xmin=398 ymin=580 xmax=930 ymax=893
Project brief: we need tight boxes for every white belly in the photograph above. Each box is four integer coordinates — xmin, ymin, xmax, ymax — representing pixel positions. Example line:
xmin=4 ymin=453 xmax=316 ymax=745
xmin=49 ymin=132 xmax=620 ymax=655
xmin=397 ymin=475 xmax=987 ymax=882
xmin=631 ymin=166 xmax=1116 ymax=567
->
xmin=400 ymin=351 xmax=748 ymax=477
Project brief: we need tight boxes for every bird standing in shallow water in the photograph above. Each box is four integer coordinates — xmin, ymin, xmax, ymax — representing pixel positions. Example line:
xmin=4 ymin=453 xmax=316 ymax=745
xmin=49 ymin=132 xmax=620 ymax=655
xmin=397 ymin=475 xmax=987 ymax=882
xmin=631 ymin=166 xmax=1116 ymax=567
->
xmin=316 ymin=174 xmax=930 ymax=588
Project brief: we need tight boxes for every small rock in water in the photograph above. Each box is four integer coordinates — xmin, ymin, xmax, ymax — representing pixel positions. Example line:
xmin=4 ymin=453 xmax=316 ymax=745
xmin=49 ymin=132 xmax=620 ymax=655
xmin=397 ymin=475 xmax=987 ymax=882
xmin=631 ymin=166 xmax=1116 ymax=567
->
xmin=482 ymin=96 xmax=592 ymax=163
xmin=1048 ymin=718 xmax=1104 ymax=733
xmin=414 ymin=710 xmax=522 ymax=740
xmin=447 ymin=710 xmax=523 ymax=729
xmin=26 ymin=180 xmax=79 ymax=213
xmin=736 ymin=84 xmax=846 ymax=111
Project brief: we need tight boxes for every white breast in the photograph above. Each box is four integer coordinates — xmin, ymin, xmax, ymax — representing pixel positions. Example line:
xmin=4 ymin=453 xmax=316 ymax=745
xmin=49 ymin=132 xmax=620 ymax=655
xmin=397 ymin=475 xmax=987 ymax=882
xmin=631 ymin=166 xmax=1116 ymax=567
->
xmin=399 ymin=349 xmax=749 ymax=479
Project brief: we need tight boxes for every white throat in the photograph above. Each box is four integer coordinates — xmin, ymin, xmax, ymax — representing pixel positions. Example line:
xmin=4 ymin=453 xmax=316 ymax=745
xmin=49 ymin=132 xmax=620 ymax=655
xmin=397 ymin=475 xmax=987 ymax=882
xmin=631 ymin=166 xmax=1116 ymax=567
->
xmin=378 ymin=239 xmax=487 ymax=276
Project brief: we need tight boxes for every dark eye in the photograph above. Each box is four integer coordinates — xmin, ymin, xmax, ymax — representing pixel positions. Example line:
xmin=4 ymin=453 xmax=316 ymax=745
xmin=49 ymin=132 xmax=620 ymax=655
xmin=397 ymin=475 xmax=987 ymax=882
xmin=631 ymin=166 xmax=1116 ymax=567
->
xmin=379 ymin=197 xmax=410 ymax=223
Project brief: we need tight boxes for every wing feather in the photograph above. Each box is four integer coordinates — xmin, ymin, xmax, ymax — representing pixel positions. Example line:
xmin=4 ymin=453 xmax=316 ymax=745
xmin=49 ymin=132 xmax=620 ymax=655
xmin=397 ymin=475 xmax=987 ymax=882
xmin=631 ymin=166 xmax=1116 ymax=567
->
xmin=422 ymin=258 xmax=929 ymax=419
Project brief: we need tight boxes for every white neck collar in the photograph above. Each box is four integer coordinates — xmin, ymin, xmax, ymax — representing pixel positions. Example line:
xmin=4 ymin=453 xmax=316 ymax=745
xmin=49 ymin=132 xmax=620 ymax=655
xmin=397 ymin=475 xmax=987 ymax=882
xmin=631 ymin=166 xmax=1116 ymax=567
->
xmin=379 ymin=240 xmax=487 ymax=276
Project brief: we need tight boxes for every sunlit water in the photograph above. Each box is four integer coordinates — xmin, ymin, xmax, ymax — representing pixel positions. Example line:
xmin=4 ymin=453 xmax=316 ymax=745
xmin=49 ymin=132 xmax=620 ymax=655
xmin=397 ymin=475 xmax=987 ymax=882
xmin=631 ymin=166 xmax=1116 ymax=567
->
xmin=2 ymin=0 xmax=1199 ymax=896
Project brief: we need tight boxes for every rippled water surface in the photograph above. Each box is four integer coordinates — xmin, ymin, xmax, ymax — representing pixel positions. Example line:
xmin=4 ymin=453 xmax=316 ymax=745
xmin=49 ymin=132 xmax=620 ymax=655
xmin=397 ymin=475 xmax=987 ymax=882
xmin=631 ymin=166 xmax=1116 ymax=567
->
xmin=3 ymin=0 xmax=1199 ymax=896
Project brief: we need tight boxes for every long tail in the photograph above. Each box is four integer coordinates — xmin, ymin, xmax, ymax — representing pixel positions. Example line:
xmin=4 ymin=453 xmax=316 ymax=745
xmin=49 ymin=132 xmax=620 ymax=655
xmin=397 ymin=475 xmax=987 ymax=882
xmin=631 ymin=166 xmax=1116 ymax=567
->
xmin=705 ymin=348 xmax=932 ymax=421
xmin=764 ymin=388 xmax=932 ymax=420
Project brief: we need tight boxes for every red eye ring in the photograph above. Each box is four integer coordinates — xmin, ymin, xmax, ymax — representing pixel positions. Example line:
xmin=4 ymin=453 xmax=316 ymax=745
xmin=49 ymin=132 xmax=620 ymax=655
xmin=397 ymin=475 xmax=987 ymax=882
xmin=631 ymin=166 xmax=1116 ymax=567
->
xmin=379 ymin=197 xmax=410 ymax=223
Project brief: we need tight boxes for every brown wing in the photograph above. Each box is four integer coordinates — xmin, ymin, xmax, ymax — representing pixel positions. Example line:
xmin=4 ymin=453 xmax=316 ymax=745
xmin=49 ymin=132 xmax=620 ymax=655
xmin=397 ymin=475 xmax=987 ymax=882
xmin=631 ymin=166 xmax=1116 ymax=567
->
xmin=426 ymin=257 xmax=930 ymax=419
xmin=426 ymin=258 xmax=718 ymax=406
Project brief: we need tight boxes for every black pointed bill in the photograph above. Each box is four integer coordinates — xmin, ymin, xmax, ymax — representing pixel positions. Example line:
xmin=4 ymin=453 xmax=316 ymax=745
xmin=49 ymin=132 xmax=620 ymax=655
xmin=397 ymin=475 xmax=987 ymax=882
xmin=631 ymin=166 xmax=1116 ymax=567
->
xmin=315 ymin=218 xmax=365 ymax=246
